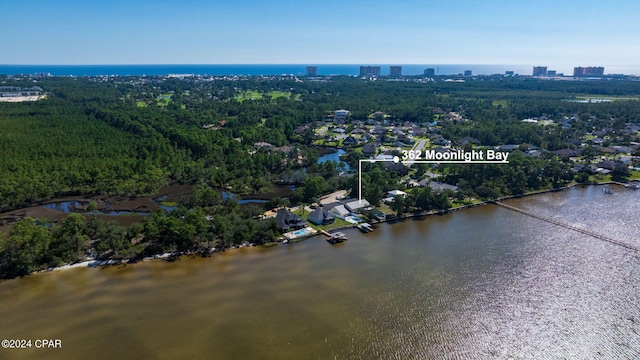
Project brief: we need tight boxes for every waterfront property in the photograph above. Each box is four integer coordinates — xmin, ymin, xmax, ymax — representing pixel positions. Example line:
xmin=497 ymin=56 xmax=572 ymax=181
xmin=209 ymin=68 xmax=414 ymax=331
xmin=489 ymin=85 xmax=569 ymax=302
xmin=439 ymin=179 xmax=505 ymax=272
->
xmin=345 ymin=199 xmax=371 ymax=213
xmin=307 ymin=208 xmax=336 ymax=226
xmin=275 ymin=209 xmax=307 ymax=232
xmin=2 ymin=186 xmax=639 ymax=360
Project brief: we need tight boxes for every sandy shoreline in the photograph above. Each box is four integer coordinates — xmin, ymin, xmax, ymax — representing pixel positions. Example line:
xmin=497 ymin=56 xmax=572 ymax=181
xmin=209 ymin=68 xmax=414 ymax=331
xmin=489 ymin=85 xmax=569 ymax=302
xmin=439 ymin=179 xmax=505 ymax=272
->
xmin=21 ymin=182 xmax=634 ymax=277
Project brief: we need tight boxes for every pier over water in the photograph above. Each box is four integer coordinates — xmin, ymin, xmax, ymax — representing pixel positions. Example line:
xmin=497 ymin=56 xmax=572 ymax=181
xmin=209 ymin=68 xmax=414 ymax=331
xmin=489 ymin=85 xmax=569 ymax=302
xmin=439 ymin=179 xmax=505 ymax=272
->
xmin=494 ymin=201 xmax=640 ymax=252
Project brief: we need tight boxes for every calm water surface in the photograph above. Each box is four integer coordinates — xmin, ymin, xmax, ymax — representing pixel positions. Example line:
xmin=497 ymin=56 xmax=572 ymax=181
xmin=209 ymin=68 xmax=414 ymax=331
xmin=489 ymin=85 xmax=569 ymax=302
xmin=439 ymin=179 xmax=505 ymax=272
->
xmin=1 ymin=186 xmax=639 ymax=359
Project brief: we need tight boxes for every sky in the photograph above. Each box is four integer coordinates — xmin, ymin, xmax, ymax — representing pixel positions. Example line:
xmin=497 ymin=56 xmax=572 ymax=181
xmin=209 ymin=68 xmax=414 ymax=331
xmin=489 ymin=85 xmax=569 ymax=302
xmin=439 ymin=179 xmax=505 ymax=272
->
xmin=2 ymin=0 xmax=639 ymax=72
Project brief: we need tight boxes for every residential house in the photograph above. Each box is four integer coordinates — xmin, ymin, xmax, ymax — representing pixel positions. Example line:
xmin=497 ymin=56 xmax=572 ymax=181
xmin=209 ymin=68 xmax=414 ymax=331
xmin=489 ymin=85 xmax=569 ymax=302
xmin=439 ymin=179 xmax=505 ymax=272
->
xmin=433 ymin=137 xmax=451 ymax=147
xmin=342 ymin=136 xmax=358 ymax=146
xmin=423 ymin=181 xmax=458 ymax=193
xmin=595 ymin=160 xmax=616 ymax=170
xmin=335 ymin=109 xmax=350 ymax=118
xmin=294 ymin=125 xmax=309 ymax=135
xmin=362 ymin=142 xmax=378 ymax=156
xmin=498 ymin=144 xmax=519 ymax=152
xmin=307 ymin=208 xmax=336 ymax=226
xmin=383 ymin=190 xmax=407 ymax=203
xmin=254 ymin=142 xmax=275 ymax=150
xmin=383 ymin=162 xmax=409 ymax=176
xmin=371 ymin=125 xmax=387 ymax=135
xmin=276 ymin=209 xmax=307 ymax=232
xmin=345 ymin=199 xmax=370 ymax=213
xmin=326 ymin=204 xmax=349 ymax=219
xmin=554 ymin=149 xmax=578 ymax=158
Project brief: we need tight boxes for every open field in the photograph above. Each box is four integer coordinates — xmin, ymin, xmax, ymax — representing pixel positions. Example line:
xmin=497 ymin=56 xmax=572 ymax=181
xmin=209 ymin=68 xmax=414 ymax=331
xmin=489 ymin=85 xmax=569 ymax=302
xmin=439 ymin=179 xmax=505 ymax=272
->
xmin=235 ymin=90 xmax=299 ymax=102
xmin=0 ymin=95 xmax=46 ymax=102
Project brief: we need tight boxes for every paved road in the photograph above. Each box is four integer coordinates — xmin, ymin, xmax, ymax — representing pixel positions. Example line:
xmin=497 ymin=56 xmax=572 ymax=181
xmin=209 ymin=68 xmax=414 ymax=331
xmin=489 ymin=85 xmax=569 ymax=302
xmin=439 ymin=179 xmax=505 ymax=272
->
xmin=318 ymin=190 xmax=348 ymax=205
xmin=406 ymin=139 xmax=428 ymax=167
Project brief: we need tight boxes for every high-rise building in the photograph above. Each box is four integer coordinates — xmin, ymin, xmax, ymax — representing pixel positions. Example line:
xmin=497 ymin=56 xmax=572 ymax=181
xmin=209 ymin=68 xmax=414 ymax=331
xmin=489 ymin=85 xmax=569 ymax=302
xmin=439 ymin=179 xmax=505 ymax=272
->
xmin=389 ymin=66 xmax=402 ymax=77
xmin=305 ymin=66 xmax=318 ymax=76
xmin=533 ymin=66 xmax=547 ymax=76
xmin=424 ymin=68 xmax=435 ymax=77
xmin=505 ymin=71 xmax=514 ymax=76
xmin=547 ymin=70 xmax=557 ymax=76
xmin=464 ymin=70 xmax=472 ymax=76
xmin=360 ymin=66 xmax=381 ymax=77
xmin=574 ymin=66 xmax=604 ymax=77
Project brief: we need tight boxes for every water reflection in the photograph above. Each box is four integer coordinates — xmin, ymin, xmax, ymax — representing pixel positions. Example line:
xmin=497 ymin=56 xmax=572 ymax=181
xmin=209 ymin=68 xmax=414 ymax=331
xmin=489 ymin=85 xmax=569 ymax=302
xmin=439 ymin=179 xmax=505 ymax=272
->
xmin=2 ymin=186 xmax=640 ymax=359
xmin=317 ymin=148 xmax=351 ymax=171
xmin=44 ymin=201 xmax=152 ymax=216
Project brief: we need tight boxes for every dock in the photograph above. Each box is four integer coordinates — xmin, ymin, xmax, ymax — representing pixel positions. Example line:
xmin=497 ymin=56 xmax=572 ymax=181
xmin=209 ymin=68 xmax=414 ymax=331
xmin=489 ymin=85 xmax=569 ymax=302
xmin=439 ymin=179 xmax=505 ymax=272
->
xmin=321 ymin=229 xmax=347 ymax=244
xmin=357 ymin=223 xmax=374 ymax=232
xmin=494 ymin=201 xmax=640 ymax=252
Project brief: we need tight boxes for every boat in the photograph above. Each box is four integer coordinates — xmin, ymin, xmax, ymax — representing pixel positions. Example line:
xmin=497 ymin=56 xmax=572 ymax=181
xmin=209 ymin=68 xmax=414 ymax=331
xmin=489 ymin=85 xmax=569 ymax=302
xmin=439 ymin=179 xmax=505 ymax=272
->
xmin=357 ymin=223 xmax=374 ymax=233
xmin=327 ymin=232 xmax=347 ymax=244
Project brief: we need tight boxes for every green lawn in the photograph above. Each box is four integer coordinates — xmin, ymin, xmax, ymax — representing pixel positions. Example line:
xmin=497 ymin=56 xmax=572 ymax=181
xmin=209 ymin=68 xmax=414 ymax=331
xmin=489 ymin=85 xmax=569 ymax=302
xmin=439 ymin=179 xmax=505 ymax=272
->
xmin=235 ymin=90 xmax=300 ymax=102
xmin=314 ymin=218 xmax=352 ymax=231
xmin=156 ymin=94 xmax=173 ymax=107
xmin=292 ymin=208 xmax=353 ymax=231
xmin=628 ymin=170 xmax=640 ymax=180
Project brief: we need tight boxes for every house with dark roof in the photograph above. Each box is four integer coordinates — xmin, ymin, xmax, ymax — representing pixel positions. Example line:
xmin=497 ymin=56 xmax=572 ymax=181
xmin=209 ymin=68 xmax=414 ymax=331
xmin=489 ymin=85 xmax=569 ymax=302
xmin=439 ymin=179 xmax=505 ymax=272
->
xmin=362 ymin=142 xmax=378 ymax=156
xmin=383 ymin=162 xmax=409 ymax=176
xmin=276 ymin=209 xmax=307 ymax=232
xmin=554 ymin=149 xmax=578 ymax=158
xmin=595 ymin=160 xmax=616 ymax=170
xmin=307 ymin=208 xmax=336 ymax=225
xmin=342 ymin=136 xmax=359 ymax=146
xmin=498 ymin=144 xmax=519 ymax=152
xmin=421 ymin=180 xmax=458 ymax=193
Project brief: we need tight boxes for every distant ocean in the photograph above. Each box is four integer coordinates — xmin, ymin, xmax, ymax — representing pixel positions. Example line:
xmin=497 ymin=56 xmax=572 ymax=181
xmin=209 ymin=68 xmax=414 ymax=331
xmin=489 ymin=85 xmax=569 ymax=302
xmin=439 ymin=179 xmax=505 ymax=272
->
xmin=0 ymin=64 xmax=637 ymax=77
xmin=0 ymin=64 xmax=547 ymax=77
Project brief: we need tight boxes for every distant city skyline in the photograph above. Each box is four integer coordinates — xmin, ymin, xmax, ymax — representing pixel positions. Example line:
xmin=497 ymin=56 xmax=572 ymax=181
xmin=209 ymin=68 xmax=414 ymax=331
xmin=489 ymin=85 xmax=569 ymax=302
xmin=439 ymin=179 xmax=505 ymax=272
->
xmin=2 ymin=0 xmax=639 ymax=73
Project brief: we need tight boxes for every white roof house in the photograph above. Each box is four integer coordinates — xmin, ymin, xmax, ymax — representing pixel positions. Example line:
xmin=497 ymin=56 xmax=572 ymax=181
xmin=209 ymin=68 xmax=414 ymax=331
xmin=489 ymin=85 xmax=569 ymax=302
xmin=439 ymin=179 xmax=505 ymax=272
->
xmin=387 ymin=190 xmax=407 ymax=197
xmin=345 ymin=199 xmax=370 ymax=213
xmin=383 ymin=190 xmax=407 ymax=204
xmin=334 ymin=109 xmax=350 ymax=118
xmin=328 ymin=204 xmax=350 ymax=219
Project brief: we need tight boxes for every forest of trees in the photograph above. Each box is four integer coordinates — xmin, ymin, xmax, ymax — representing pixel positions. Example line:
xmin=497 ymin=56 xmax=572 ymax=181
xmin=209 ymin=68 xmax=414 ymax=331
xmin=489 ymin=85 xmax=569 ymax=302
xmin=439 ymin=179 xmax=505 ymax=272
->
xmin=1 ymin=74 xmax=640 ymax=278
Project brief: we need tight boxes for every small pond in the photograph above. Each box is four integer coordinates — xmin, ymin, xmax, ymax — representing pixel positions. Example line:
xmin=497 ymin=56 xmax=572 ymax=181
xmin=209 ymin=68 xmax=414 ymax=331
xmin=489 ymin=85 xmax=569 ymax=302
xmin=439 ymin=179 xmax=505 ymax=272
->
xmin=317 ymin=148 xmax=351 ymax=171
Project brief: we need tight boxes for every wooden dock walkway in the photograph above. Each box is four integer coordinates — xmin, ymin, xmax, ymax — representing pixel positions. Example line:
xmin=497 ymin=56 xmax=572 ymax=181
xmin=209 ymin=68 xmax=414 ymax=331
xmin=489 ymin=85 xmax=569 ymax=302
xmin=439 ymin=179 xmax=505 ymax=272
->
xmin=494 ymin=201 xmax=640 ymax=252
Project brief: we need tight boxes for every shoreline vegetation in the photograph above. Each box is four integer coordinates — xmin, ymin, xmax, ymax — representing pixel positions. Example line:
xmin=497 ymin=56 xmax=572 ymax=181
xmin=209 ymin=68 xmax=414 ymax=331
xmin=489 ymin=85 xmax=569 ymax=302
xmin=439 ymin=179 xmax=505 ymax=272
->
xmin=3 ymin=75 xmax=640 ymax=279
xmin=26 ymin=181 xmax=629 ymax=277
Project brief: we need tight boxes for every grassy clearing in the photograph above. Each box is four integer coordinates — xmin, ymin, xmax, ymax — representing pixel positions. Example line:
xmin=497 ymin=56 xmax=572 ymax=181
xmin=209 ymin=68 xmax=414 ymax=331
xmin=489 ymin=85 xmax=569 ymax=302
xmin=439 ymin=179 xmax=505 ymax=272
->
xmin=575 ymin=95 xmax=640 ymax=101
xmin=156 ymin=94 xmax=172 ymax=107
xmin=492 ymin=100 xmax=508 ymax=107
xmin=235 ymin=90 xmax=299 ymax=102
xmin=136 ymin=101 xmax=148 ymax=108
xmin=628 ymin=170 xmax=640 ymax=180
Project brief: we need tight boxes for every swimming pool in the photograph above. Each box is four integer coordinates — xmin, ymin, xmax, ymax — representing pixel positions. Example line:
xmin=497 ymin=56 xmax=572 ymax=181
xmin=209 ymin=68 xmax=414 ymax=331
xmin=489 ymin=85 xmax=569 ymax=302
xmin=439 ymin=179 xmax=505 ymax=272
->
xmin=292 ymin=227 xmax=316 ymax=237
